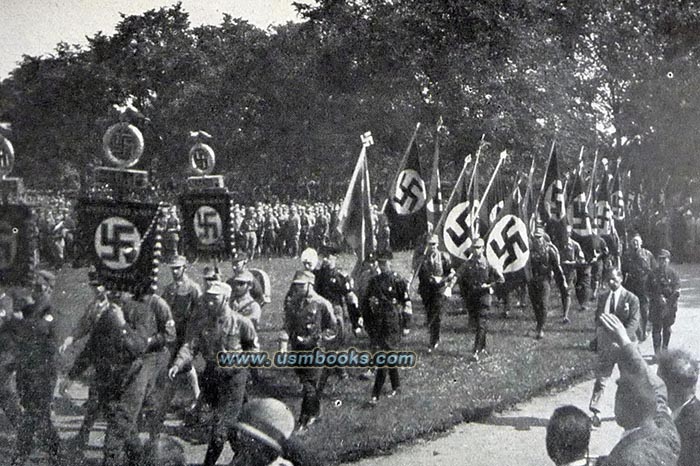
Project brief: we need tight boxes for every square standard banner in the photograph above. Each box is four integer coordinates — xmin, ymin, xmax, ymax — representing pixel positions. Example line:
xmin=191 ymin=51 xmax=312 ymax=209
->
xmin=179 ymin=191 xmax=233 ymax=259
xmin=76 ymin=199 xmax=161 ymax=295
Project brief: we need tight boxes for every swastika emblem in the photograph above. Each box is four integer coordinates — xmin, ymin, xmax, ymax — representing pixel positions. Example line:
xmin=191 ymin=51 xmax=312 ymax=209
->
xmin=545 ymin=180 xmax=566 ymax=221
xmin=595 ymin=200 xmax=612 ymax=235
xmin=444 ymin=200 xmax=481 ymax=260
xmin=102 ymin=123 xmax=144 ymax=168
xmin=194 ymin=206 xmax=222 ymax=246
xmin=94 ymin=217 xmax=142 ymax=270
xmin=193 ymin=150 xmax=209 ymax=170
xmin=486 ymin=215 xmax=529 ymax=273
xmin=189 ymin=143 xmax=216 ymax=175
xmin=611 ymin=190 xmax=625 ymax=220
xmin=392 ymin=169 xmax=426 ymax=215
xmin=0 ymin=220 xmax=18 ymax=270
xmin=110 ymin=130 xmax=136 ymax=161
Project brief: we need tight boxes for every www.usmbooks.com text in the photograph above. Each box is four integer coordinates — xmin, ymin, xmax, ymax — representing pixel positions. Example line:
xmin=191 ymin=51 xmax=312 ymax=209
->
xmin=216 ymin=348 xmax=417 ymax=369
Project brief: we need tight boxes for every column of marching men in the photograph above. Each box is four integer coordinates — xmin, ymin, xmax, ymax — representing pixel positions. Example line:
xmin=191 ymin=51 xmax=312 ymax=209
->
xmin=0 ymin=208 xmax=693 ymax=465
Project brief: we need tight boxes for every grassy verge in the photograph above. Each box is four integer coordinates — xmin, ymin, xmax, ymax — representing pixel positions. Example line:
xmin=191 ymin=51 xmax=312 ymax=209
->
xmin=49 ymin=251 xmax=597 ymax=464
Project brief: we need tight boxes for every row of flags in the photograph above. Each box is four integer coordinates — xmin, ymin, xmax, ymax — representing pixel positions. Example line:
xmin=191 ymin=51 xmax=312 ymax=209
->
xmin=336 ymin=123 xmax=636 ymax=283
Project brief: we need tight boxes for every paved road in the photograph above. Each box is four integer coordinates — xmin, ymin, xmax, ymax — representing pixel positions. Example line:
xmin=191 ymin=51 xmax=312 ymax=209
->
xmin=342 ymin=263 xmax=700 ymax=466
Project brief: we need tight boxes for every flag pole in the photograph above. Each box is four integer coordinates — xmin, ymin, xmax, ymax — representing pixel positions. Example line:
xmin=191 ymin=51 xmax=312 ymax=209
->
xmin=409 ymin=134 xmax=486 ymax=287
xmin=586 ymin=148 xmax=599 ymax=211
xmin=408 ymin=153 xmax=474 ymax=288
xmin=535 ymin=139 xmax=556 ymax=213
xmin=473 ymin=150 xmax=508 ymax=223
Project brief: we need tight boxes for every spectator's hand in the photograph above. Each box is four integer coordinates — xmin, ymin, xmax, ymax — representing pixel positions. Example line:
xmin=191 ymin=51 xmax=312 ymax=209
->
xmin=599 ymin=313 xmax=631 ymax=347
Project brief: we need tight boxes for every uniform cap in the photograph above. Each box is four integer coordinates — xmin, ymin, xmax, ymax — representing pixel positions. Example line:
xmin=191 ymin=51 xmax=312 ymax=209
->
xmin=205 ymin=281 xmax=228 ymax=296
xmin=233 ymin=270 xmax=255 ymax=283
xmin=235 ymin=398 xmax=295 ymax=454
xmin=658 ymin=249 xmax=671 ymax=259
xmin=232 ymin=252 xmax=249 ymax=264
xmin=320 ymin=244 xmax=341 ymax=256
xmin=427 ymin=234 xmax=439 ymax=245
xmin=377 ymin=249 xmax=393 ymax=261
xmin=291 ymin=270 xmax=315 ymax=285
xmin=167 ymin=255 xmax=187 ymax=267
xmin=202 ymin=266 xmax=220 ymax=281
xmin=35 ymin=270 xmax=56 ymax=288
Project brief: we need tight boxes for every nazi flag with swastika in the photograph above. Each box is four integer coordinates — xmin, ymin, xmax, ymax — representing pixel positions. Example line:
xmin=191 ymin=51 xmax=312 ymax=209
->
xmin=179 ymin=191 xmax=233 ymax=259
xmin=485 ymin=181 xmax=531 ymax=285
xmin=0 ymin=204 xmax=38 ymax=286
xmin=384 ymin=124 xmax=427 ymax=249
xmin=76 ymin=199 xmax=161 ymax=295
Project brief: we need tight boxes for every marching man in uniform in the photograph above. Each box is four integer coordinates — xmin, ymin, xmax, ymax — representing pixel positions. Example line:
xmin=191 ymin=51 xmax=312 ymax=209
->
xmin=621 ymin=232 xmax=656 ymax=341
xmin=168 ymin=282 xmax=258 ymax=466
xmin=528 ymin=226 xmax=566 ymax=339
xmin=284 ymin=270 xmax=337 ymax=431
xmin=151 ymin=255 xmax=203 ymax=436
xmin=559 ymin=225 xmax=586 ymax=322
xmin=647 ymin=249 xmax=680 ymax=355
xmin=417 ymin=234 xmax=455 ymax=353
xmin=363 ymin=250 xmax=412 ymax=405
xmin=458 ymin=238 xmax=504 ymax=361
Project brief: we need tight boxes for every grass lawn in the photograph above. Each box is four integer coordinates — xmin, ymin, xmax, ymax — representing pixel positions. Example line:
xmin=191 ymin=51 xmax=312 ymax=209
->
xmin=49 ymin=250 xmax=597 ymax=464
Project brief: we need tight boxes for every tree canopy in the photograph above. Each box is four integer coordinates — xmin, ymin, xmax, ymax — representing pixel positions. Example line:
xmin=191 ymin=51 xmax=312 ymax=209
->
xmin=1 ymin=1 xmax=699 ymax=200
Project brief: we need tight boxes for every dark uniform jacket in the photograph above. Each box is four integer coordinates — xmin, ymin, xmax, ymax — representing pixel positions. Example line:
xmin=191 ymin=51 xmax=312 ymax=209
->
xmin=314 ymin=264 xmax=352 ymax=307
xmin=418 ymin=251 xmax=453 ymax=296
xmin=529 ymin=237 xmax=565 ymax=284
xmin=162 ymin=275 xmax=202 ymax=349
xmin=646 ymin=266 xmax=680 ymax=313
xmin=172 ymin=305 xmax=258 ymax=372
xmin=457 ymin=254 xmax=504 ymax=305
xmin=621 ymin=248 xmax=657 ymax=295
xmin=362 ymin=271 xmax=411 ymax=349
xmin=284 ymin=291 xmax=336 ymax=351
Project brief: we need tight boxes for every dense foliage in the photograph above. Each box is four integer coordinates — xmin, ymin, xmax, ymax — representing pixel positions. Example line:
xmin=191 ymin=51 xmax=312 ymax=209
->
xmin=1 ymin=1 xmax=699 ymax=199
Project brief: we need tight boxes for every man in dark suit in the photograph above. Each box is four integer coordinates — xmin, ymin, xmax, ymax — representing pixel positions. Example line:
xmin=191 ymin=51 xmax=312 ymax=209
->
xmin=657 ymin=349 xmax=700 ymax=466
xmin=596 ymin=313 xmax=680 ymax=466
xmin=589 ymin=268 xmax=640 ymax=426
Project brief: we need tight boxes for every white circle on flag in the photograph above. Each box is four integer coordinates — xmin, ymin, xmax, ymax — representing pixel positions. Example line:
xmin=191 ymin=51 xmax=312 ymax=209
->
xmin=486 ymin=214 xmax=529 ymax=273
xmin=0 ymin=220 xmax=18 ymax=270
xmin=194 ymin=206 xmax=223 ymax=245
xmin=392 ymin=169 xmax=426 ymax=214
xmin=443 ymin=201 xmax=480 ymax=260
xmin=94 ymin=217 xmax=142 ymax=270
